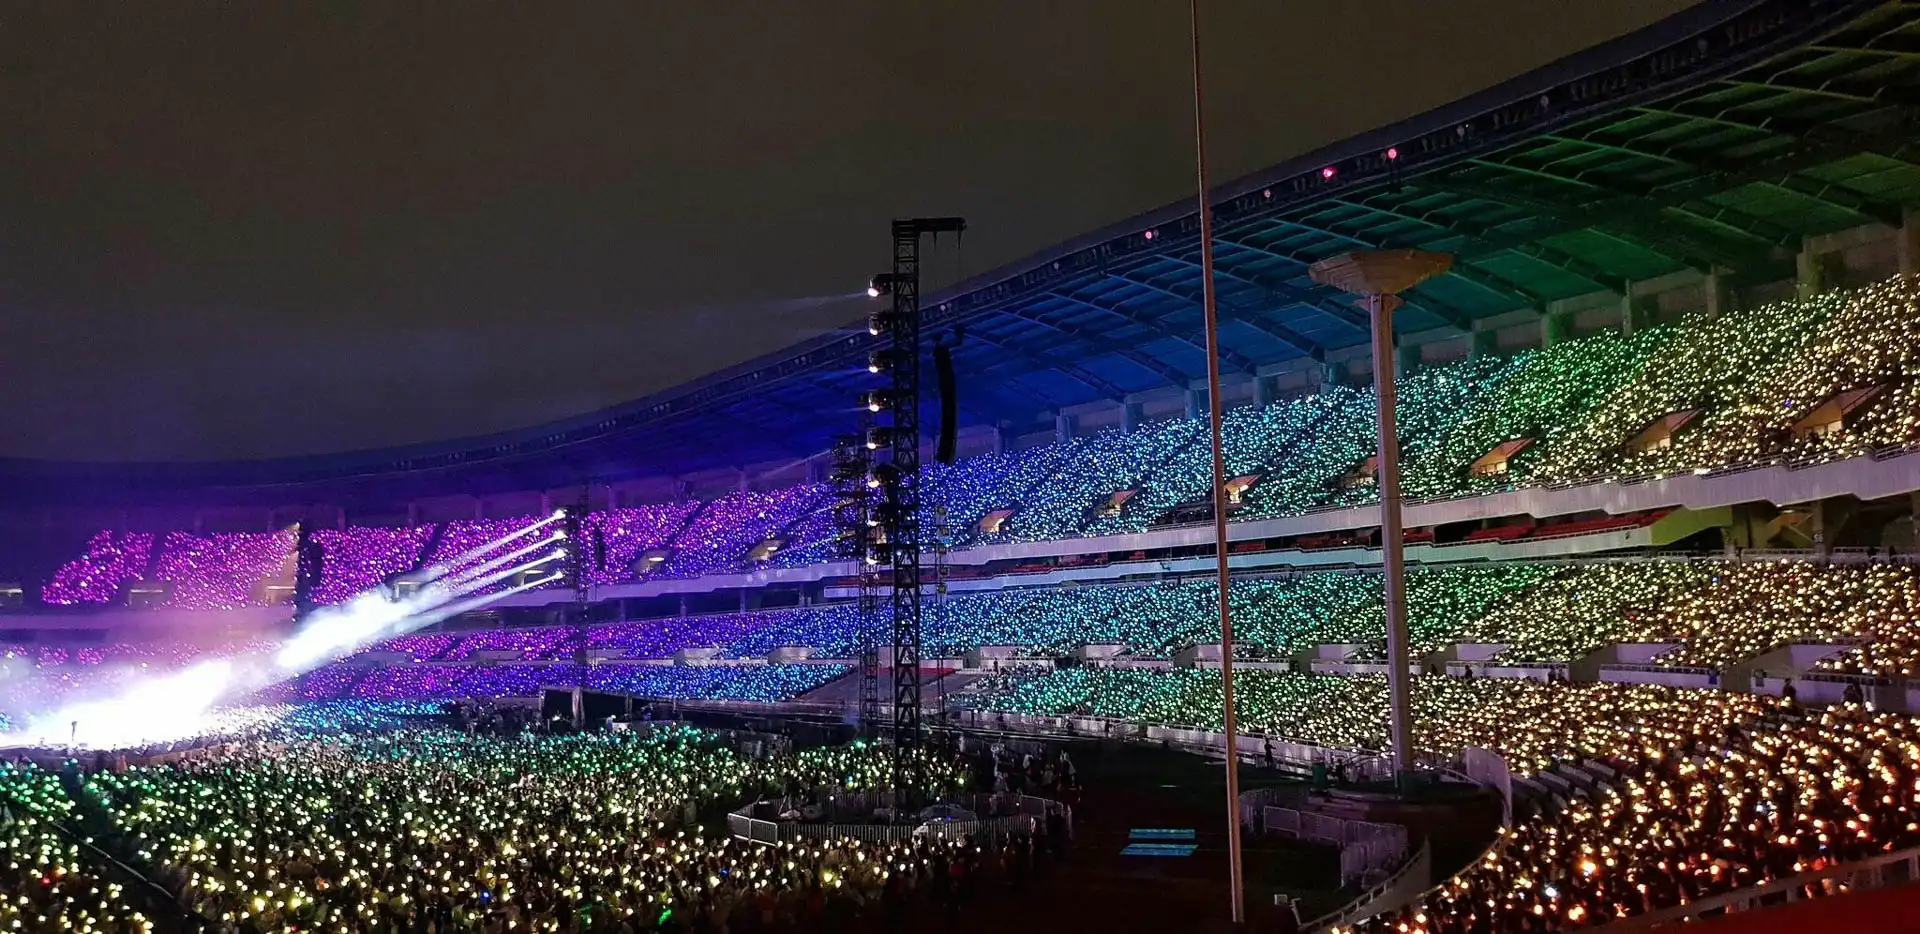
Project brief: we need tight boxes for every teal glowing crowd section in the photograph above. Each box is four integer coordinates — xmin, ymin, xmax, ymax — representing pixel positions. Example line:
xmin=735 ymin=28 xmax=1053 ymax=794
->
xmin=39 ymin=275 xmax=1920 ymax=609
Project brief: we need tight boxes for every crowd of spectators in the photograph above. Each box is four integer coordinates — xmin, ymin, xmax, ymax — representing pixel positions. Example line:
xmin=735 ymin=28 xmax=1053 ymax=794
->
xmin=266 ymin=662 xmax=848 ymax=705
xmin=150 ymin=531 xmax=299 ymax=611
xmin=310 ymin=525 xmax=436 ymax=606
xmin=70 ymin=725 xmax=1019 ymax=932
xmin=42 ymin=532 xmax=157 ymax=606
xmin=18 ymin=557 xmax=1920 ymax=727
xmin=1351 ymin=704 xmax=1920 ymax=934
xmin=584 ymin=504 xmax=704 ymax=585
xmin=0 ymin=762 xmax=155 ymax=933
xmin=658 ymin=487 xmax=826 ymax=579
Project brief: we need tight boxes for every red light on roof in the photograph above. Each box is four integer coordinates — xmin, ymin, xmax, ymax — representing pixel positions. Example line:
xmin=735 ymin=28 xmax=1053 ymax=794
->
xmin=1385 ymin=147 xmax=1399 ymax=161
xmin=1144 ymin=230 xmax=1156 ymax=241
xmin=1320 ymin=166 xmax=1336 ymax=180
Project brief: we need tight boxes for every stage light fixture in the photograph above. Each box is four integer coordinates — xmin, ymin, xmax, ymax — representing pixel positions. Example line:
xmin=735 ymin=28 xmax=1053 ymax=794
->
xmin=867 ymin=349 xmax=901 ymax=374
xmin=867 ymin=273 xmax=900 ymax=299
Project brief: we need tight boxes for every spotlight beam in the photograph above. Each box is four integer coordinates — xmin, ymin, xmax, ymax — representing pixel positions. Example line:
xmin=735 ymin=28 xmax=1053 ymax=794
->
xmin=415 ymin=514 xmax=565 ymax=585
xmin=442 ymin=531 xmax=566 ymax=590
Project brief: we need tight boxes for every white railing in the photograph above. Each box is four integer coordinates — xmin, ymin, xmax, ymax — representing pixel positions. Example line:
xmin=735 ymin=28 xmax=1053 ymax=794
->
xmin=1250 ymin=800 xmax=1409 ymax=888
xmin=727 ymin=792 xmax=1068 ymax=847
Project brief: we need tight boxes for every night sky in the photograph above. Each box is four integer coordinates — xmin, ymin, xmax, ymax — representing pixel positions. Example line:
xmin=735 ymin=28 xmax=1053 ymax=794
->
xmin=0 ymin=1 xmax=1692 ymax=463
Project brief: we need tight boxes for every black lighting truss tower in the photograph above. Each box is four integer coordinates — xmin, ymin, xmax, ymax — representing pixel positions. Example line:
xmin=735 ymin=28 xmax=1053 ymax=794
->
xmin=829 ymin=428 xmax=882 ymax=739
xmin=292 ymin=519 xmax=322 ymax=617
xmin=561 ymin=491 xmax=592 ymax=727
xmin=870 ymin=216 xmax=964 ymax=795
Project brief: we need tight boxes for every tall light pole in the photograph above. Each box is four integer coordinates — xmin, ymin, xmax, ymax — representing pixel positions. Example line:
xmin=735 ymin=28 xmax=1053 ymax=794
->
xmin=1188 ymin=0 xmax=1245 ymax=923
xmin=1308 ymin=250 xmax=1452 ymax=787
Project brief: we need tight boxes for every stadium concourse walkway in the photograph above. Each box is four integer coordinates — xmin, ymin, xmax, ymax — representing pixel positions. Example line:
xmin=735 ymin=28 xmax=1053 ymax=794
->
xmin=934 ymin=739 xmax=1341 ymax=933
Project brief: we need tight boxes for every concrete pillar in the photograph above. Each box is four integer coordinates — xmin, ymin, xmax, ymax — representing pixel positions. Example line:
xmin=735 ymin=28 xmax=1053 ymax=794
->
xmin=1620 ymin=289 xmax=1653 ymax=335
xmin=1809 ymin=500 xmax=1829 ymax=559
xmin=678 ymin=594 xmax=689 ymax=617
xmin=1795 ymin=246 xmax=1829 ymax=301
xmin=1469 ymin=328 xmax=1499 ymax=359
xmin=1122 ymin=401 xmax=1144 ymax=433
xmin=737 ymin=470 xmax=751 ymax=492
xmin=1703 ymin=272 xmax=1730 ymax=319
xmin=991 ymin=425 xmax=1010 ymax=456
xmin=406 ymin=502 xmax=420 ymax=526
xmin=539 ymin=492 xmax=553 ymax=515
xmin=1910 ymin=490 xmax=1920 ymax=554
xmin=1901 ymin=208 xmax=1920 ymax=278
xmin=1254 ymin=375 xmax=1279 ymax=408
xmin=1369 ymin=293 xmax=1415 ymax=784
xmin=472 ymin=499 xmax=485 ymax=520
xmin=1053 ymin=412 xmax=1075 ymax=444
xmin=1395 ymin=342 xmax=1421 ymax=380
xmin=1540 ymin=311 xmax=1571 ymax=347
xmin=739 ymin=590 xmax=750 ymax=612
xmin=1317 ymin=360 xmax=1339 ymax=390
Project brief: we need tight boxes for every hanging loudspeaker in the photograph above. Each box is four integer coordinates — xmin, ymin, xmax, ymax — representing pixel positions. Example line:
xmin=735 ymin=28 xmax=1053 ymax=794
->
xmin=933 ymin=342 xmax=958 ymax=464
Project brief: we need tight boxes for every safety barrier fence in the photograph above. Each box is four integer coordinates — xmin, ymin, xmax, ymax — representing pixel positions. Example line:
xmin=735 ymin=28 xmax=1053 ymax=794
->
xmin=728 ymin=791 xmax=1068 ymax=848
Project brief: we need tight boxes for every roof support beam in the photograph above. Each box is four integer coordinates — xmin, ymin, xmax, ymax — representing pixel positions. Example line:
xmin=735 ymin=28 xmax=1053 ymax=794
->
xmin=953 ymin=331 xmax=1130 ymax=399
xmin=1204 ymin=232 xmax=1475 ymax=331
xmin=1249 ymin=212 xmax=1550 ymax=307
xmin=1543 ymin=129 xmax=1911 ymax=229
xmin=1115 ymin=258 xmax=1332 ymax=356
xmin=1023 ymin=292 xmax=1197 ymax=386
xmin=1461 ymin=156 xmax=1797 ymax=249
xmin=1098 ymin=268 xmax=1313 ymax=363
xmin=1178 ymin=245 xmax=1373 ymax=330
xmin=1332 ymin=196 xmax=1625 ymax=293
xmin=1423 ymin=175 xmax=1767 ymax=273
xmin=1042 ymin=284 xmax=1260 ymax=375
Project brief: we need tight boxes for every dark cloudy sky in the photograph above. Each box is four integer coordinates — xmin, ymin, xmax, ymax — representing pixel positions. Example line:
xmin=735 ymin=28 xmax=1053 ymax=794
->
xmin=0 ymin=0 xmax=1693 ymax=462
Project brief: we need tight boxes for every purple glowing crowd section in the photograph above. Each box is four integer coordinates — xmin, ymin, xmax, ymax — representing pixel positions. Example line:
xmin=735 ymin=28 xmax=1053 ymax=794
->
xmin=582 ymin=502 xmax=701 ymax=584
xmin=311 ymin=525 xmax=436 ymax=606
xmin=153 ymin=530 xmax=299 ymax=611
xmin=423 ymin=516 xmax=563 ymax=595
xmin=42 ymin=531 xmax=155 ymax=606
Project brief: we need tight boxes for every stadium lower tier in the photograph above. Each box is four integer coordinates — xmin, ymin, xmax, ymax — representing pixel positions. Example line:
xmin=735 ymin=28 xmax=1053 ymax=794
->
xmin=37 ymin=275 xmax=1920 ymax=602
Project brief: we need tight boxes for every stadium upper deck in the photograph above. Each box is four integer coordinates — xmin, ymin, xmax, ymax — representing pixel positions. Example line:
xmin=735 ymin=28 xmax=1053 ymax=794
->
xmin=0 ymin=0 xmax=1914 ymax=511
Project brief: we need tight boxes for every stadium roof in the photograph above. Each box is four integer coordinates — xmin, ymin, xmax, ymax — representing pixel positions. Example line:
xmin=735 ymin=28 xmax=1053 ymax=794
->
xmin=5 ymin=0 xmax=1917 ymax=507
